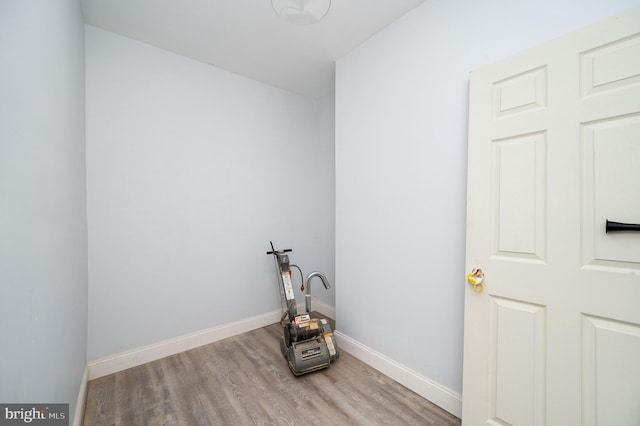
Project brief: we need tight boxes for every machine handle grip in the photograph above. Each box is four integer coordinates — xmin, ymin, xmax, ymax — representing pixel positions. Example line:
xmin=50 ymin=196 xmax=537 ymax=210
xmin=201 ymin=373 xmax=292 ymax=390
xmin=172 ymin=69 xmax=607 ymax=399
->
xmin=606 ymin=219 xmax=640 ymax=233
xmin=266 ymin=241 xmax=293 ymax=255
xmin=266 ymin=249 xmax=292 ymax=255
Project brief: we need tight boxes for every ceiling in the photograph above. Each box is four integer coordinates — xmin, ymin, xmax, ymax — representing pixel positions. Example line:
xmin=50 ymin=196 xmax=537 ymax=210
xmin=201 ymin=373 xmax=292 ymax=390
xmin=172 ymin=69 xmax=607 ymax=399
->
xmin=81 ymin=0 xmax=427 ymax=98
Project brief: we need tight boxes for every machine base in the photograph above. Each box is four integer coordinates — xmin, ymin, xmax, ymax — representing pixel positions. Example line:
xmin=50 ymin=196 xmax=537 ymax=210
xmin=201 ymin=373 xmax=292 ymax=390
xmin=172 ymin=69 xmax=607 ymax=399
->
xmin=286 ymin=336 xmax=331 ymax=376
xmin=280 ymin=316 xmax=340 ymax=376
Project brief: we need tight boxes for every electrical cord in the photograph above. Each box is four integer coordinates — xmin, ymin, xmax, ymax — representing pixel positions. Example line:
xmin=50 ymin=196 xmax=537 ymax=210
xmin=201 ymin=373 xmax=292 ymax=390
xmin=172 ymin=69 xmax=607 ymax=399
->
xmin=290 ymin=264 xmax=304 ymax=291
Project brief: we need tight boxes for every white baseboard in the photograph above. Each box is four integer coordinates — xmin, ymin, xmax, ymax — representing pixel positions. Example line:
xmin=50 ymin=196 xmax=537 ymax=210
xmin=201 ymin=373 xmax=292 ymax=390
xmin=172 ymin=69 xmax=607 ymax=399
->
xmin=87 ymin=304 xmax=338 ymax=381
xmin=334 ymin=331 xmax=462 ymax=419
xmin=84 ymin=306 xmax=458 ymax=420
xmin=87 ymin=309 xmax=282 ymax=380
xmin=73 ymin=365 xmax=88 ymax=426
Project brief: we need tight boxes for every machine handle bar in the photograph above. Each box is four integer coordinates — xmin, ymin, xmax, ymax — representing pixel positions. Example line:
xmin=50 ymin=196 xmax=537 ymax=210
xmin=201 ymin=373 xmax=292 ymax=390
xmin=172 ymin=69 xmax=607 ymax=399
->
xmin=266 ymin=241 xmax=292 ymax=255
xmin=266 ymin=249 xmax=292 ymax=255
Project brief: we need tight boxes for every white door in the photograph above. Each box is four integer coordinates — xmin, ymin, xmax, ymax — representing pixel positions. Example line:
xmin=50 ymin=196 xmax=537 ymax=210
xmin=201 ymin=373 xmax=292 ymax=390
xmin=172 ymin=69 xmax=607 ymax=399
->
xmin=463 ymin=8 xmax=640 ymax=426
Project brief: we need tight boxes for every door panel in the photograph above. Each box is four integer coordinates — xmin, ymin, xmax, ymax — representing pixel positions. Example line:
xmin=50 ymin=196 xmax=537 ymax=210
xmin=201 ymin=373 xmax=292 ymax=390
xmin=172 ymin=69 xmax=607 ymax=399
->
xmin=493 ymin=66 xmax=547 ymax=118
xmin=492 ymin=132 xmax=547 ymax=262
xmin=488 ymin=297 xmax=546 ymax=426
xmin=582 ymin=316 xmax=640 ymax=425
xmin=580 ymin=34 xmax=640 ymax=97
xmin=582 ymin=114 xmax=640 ymax=267
xmin=463 ymin=8 xmax=640 ymax=425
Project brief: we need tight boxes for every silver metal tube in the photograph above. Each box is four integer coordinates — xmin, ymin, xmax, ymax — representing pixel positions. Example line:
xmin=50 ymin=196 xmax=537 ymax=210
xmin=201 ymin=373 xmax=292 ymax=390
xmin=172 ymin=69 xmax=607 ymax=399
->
xmin=304 ymin=271 xmax=330 ymax=313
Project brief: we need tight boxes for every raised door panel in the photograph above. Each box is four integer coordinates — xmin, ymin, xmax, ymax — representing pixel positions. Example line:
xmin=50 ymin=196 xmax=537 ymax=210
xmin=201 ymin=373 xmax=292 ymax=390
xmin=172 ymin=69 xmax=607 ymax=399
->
xmin=488 ymin=297 xmax=546 ymax=426
xmin=491 ymin=132 xmax=547 ymax=262
xmin=581 ymin=114 xmax=640 ymax=269
xmin=582 ymin=315 xmax=640 ymax=425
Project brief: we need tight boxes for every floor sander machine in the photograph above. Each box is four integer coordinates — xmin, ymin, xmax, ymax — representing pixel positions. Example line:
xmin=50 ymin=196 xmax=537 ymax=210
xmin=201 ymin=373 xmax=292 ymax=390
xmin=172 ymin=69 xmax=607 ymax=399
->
xmin=266 ymin=241 xmax=339 ymax=375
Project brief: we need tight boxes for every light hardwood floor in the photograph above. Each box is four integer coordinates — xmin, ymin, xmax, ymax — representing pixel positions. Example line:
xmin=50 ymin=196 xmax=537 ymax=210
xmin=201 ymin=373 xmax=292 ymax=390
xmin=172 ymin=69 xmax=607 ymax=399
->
xmin=84 ymin=318 xmax=461 ymax=425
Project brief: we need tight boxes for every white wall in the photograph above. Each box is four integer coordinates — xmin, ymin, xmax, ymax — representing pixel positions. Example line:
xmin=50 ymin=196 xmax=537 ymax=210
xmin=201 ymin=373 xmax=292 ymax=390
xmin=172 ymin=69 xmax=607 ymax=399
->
xmin=312 ymin=93 xmax=336 ymax=309
xmin=0 ymin=0 xmax=88 ymax=418
xmin=335 ymin=0 xmax=640 ymax=398
xmin=86 ymin=26 xmax=335 ymax=360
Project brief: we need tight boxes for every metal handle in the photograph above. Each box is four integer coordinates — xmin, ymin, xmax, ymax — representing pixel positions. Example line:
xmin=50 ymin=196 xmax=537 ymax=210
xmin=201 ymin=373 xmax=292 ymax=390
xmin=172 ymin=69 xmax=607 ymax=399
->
xmin=467 ymin=268 xmax=484 ymax=293
xmin=606 ymin=220 xmax=640 ymax=233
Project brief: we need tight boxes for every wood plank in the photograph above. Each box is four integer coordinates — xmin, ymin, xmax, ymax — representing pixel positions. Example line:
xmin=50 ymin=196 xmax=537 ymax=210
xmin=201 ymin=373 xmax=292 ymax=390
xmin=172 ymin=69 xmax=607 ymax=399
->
xmin=84 ymin=319 xmax=460 ymax=425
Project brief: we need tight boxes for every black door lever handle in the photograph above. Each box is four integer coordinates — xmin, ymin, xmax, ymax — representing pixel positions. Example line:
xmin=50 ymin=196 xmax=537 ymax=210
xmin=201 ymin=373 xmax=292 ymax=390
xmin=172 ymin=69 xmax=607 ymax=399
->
xmin=606 ymin=219 xmax=640 ymax=233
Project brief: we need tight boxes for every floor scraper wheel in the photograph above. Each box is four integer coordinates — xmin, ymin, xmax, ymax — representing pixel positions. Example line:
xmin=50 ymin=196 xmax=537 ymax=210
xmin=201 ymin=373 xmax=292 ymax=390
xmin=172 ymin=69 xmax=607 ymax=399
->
xmin=284 ymin=323 xmax=292 ymax=347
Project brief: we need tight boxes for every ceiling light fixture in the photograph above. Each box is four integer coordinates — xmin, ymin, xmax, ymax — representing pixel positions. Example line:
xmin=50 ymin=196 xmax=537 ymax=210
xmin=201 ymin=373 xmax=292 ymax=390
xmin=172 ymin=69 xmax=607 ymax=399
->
xmin=271 ymin=0 xmax=331 ymax=25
